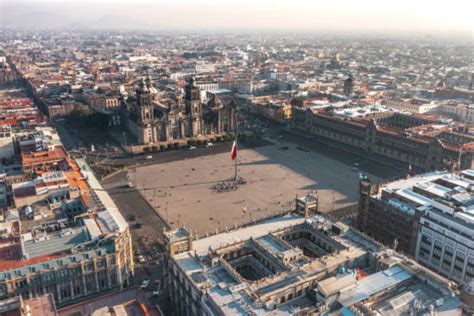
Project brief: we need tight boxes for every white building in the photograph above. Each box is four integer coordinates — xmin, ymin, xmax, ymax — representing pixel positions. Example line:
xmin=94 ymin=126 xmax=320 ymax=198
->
xmin=195 ymin=81 xmax=219 ymax=92
xmin=194 ymin=63 xmax=215 ymax=73
xmin=439 ymin=103 xmax=474 ymax=124
xmin=415 ymin=170 xmax=474 ymax=284
xmin=382 ymin=98 xmax=440 ymax=114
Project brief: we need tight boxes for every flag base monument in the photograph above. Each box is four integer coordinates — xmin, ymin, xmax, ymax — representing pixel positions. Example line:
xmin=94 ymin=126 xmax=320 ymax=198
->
xmin=213 ymin=132 xmax=247 ymax=193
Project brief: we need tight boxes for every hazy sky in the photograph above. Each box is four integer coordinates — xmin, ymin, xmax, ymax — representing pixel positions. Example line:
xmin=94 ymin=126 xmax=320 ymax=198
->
xmin=2 ymin=0 xmax=473 ymax=34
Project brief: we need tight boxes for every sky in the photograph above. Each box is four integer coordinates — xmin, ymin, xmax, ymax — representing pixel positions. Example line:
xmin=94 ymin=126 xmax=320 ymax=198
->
xmin=1 ymin=0 xmax=473 ymax=35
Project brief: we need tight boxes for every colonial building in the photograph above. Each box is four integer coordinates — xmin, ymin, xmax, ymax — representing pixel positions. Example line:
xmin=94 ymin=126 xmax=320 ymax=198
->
xmin=381 ymin=98 xmax=440 ymax=114
xmin=124 ymin=77 xmax=237 ymax=145
xmin=292 ymin=104 xmax=474 ymax=171
xmin=163 ymin=195 xmax=464 ymax=315
xmin=0 ymin=158 xmax=134 ymax=307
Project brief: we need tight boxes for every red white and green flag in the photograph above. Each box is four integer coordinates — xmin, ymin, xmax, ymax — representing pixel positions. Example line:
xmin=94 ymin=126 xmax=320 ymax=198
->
xmin=230 ymin=137 xmax=237 ymax=161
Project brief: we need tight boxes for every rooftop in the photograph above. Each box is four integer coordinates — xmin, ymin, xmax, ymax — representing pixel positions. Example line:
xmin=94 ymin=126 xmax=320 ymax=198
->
xmin=171 ymin=213 xmax=382 ymax=314
xmin=376 ymin=170 xmax=474 ymax=229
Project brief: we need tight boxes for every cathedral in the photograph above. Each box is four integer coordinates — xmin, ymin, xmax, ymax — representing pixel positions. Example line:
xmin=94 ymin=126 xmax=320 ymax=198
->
xmin=124 ymin=77 xmax=237 ymax=145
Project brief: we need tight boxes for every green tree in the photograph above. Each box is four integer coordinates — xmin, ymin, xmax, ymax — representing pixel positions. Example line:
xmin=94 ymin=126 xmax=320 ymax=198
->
xmin=291 ymin=97 xmax=304 ymax=108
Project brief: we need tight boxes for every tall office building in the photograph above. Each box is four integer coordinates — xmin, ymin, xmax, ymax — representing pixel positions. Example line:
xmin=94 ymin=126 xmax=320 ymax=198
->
xmin=358 ymin=170 xmax=474 ymax=284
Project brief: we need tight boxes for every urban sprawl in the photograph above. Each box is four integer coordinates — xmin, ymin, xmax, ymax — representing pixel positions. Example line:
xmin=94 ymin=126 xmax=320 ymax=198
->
xmin=0 ymin=31 xmax=473 ymax=315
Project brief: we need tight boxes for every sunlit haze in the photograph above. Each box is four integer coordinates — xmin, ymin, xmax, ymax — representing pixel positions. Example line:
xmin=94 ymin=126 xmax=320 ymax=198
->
xmin=2 ymin=0 xmax=473 ymax=35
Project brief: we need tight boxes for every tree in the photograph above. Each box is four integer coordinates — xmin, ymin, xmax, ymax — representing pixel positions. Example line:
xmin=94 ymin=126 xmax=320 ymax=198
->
xmin=291 ymin=97 xmax=304 ymax=108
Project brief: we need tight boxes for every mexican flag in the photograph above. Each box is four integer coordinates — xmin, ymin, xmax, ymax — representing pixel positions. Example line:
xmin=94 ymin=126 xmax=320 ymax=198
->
xmin=230 ymin=137 xmax=237 ymax=161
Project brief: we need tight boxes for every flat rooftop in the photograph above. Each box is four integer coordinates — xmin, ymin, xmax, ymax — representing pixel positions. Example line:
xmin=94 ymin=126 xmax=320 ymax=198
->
xmin=377 ymin=169 xmax=474 ymax=228
xmin=167 ymin=212 xmax=460 ymax=314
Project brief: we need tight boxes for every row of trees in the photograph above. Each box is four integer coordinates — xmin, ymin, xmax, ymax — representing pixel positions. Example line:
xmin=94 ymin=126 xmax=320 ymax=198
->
xmin=141 ymin=132 xmax=244 ymax=153
xmin=67 ymin=108 xmax=109 ymax=129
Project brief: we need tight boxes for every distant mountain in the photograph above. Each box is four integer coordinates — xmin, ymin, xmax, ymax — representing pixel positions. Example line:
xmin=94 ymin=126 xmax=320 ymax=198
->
xmin=0 ymin=2 xmax=155 ymax=30
xmin=1 ymin=3 xmax=74 ymax=29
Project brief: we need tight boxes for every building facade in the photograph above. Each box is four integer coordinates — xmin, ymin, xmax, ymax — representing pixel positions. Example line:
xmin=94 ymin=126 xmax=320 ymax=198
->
xmin=382 ymin=98 xmax=440 ymax=114
xmin=358 ymin=170 xmax=474 ymax=285
xmin=343 ymin=76 xmax=353 ymax=96
xmin=292 ymin=104 xmax=474 ymax=171
xmin=358 ymin=180 xmax=424 ymax=256
xmin=125 ymin=77 xmax=237 ymax=145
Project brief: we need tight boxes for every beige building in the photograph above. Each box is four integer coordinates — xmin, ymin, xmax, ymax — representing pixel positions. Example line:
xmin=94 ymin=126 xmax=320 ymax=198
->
xmin=382 ymin=98 xmax=439 ymax=114
xmin=439 ymin=102 xmax=474 ymax=124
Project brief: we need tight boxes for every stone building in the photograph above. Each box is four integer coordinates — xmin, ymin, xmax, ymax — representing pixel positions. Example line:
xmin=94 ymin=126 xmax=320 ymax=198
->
xmin=358 ymin=170 xmax=474 ymax=285
xmin=124 ymin=77 xmax=237 ymax=145
xmin=163 ymin=195 xmax=464 ymax=315
xmin=358 ymin=179 xmax=423 ymax=256
xmin=343 ymin=75 xmax=353 ymax=96
xmin=292 ymin=104 xmax=474 ymax=171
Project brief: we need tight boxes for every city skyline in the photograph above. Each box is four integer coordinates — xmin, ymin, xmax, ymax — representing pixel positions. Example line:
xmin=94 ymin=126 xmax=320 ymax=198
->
xmin=1 ymin=0 xmax=473 ymax=35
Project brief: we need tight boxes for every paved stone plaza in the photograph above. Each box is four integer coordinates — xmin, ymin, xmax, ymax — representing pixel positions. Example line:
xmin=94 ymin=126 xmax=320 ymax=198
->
xmin=129 ymin=140 xmax=396 ymax=234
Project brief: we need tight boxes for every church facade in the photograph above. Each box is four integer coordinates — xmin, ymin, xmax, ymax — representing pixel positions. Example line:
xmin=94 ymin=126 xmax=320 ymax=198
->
xmin=124 ymin=77 xmax=237 ymax=145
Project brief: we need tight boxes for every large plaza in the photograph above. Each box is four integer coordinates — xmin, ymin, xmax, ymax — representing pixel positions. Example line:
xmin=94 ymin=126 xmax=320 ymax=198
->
xmin=128 ymin=139 xmax=400 ymax=234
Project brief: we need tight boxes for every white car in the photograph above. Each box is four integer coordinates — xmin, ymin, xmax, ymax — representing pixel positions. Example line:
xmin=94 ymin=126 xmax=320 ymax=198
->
xmin=189 ymin=146 xmax=196 ymax=150
xmin=206 ymin=142 xmax=214 ymax=147
xmin=141 ymin=279 xmax=150 ymax=289
xmin=145 ymin=155 xmax=153 ymax=160
xmin=152 ymin=290 xmax=160 ymax=296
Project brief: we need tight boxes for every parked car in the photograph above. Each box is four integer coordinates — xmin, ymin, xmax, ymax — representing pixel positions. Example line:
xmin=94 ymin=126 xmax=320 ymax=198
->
xmin=189 ymin=146 xmax=196 ymax=150
xmin=206 ymin=142 xmax=214 ymax=147
xmin=145 ymin=155 xmax=153 ymax=160
xmin=141 ymin=279 xmax=150 ymax=289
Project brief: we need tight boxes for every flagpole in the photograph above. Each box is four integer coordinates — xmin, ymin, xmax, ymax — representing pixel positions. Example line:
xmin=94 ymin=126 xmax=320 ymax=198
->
xmin=234 ymin=145 xmax=237 ymax=181
xmin=234 ymin=113 xmax=238 ymax=181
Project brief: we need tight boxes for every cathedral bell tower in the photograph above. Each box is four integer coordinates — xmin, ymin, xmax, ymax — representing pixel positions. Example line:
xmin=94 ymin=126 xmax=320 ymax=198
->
xmin=136 ymin=79 xmax=155 ymax=144
xmin=185 ymin=77 xmax=202 ymax=116
xmin=185 ymin=77 xmax=202 ymax=136
xmin=136 ymin=79 xmax=154 ymax=124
